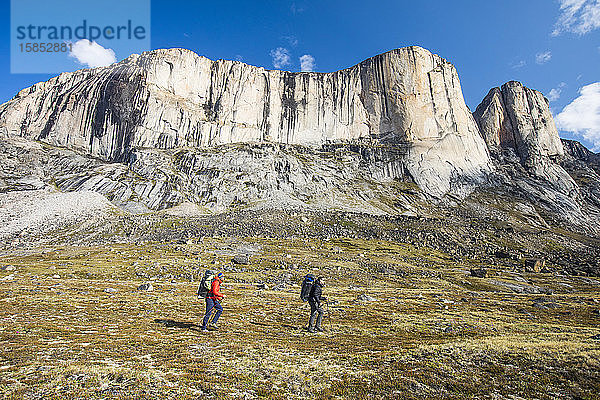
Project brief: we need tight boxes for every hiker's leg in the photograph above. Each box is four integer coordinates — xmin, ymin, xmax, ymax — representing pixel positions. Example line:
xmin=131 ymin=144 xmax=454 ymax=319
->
xmin=202 ymin=298 xmax=215 ymax=328
xmin=315 ymin=305 xmax=324 ymax=330
xmin=211 ymin=301 xmax=223 ymax=324
xmin=308 ymin=300 xmax=318 ymax=330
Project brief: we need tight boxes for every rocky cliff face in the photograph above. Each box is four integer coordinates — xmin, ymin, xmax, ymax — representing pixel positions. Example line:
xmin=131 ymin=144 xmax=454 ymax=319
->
xmin=559 ymin=139 xmax=600 ymax=211
xmin=0 ymin=46 xmax=491 ymax=198
xmin=562 ymin=139 xmax=600 ymax=169
xmin=469 ymin=82 xmax=600 ymax=233
xmin=473 ymin=81 xmax=564 ymax=161
xmin=0 ymin=47 xmax=599 ymax=234
xmin=473 ymin=81 xmax=577 ymax=197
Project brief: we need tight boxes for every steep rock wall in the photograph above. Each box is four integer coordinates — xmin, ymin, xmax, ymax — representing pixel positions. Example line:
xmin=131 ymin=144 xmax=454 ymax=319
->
xmin=0 ymin=46 xmax=491 ymax=198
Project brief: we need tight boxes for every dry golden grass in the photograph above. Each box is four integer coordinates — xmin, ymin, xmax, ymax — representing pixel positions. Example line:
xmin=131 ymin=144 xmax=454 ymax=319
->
xmin=1 ymin=237 xmax=599 ymax=399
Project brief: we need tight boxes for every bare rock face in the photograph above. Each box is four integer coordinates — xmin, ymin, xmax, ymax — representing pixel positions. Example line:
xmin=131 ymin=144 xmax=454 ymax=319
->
xmin=560 ymin=139 xmax=600 ymax=211
xmin=473 ymin=81 xmax=577 ymax=196
xmin=473 ymin=81 xmax=563 ymax=160
xmin=562 ymin=139 xmax=600 ymax=168
xmin=0 ymin=46 xmax=491 ymax=199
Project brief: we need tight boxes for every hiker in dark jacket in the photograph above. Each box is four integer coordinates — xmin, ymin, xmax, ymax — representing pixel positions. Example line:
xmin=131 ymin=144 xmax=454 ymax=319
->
xmin=201 ymin=272 xmax=225 ymax=331
xmin=308 ymin=276 xmax=326 ymax=333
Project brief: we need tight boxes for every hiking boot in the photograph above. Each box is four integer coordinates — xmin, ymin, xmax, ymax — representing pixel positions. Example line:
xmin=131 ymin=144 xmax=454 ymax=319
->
xmin=200 ymin=326 xmax=209 ymax=333
xmin=308 ymin=327 xmax=316 ymax=333
xmin=316 ymin=326 xmax=325 ymax=332
xmin=208 ymin=323 xmax=219 ymax=331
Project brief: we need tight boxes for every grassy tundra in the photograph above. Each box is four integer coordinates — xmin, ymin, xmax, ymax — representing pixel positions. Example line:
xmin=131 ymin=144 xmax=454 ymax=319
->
xmin=1 ymin=237 xmax=599 ymax=399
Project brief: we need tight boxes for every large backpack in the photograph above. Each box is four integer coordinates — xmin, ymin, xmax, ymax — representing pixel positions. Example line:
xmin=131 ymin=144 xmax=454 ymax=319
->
xmin=197 ymin=269 xmax=216 ymax=297
xmin=300 ymin=274 xmax=315 ymax=302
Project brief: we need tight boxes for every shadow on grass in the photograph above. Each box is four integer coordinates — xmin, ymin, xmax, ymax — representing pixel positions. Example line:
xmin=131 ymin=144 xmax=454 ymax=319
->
xmin=248 ymin=320 xmax=303 ymax=331
xmin=154 ymin=319 xmax=202 ymax=331
xmin=155 ymin=318 xmax=305 ymax=332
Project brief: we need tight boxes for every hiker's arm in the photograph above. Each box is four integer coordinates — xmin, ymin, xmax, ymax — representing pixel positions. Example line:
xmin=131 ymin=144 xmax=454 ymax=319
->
xmin=212 ymin=280 xmax=225 ymax=299
xmin=315 ymin=285 xmax=324 ymax=304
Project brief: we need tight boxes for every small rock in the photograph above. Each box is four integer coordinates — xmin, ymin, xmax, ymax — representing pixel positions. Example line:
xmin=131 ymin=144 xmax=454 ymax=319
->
xmin=356 ymin=294 xmax=377 ymax=302
xmin=137 ymin=283 xmax=153 ymax=291
xmin=533 ymin=302 xmax=560 ymax=310
xmin=495 ymin=251 xmax=511 ymax=259
xmin=2 ymin=265 xmax=15 ymax=271
xmin=489 ymin=279 xmax=546 ymax=294
xmin=52 ymin=274 xmax=61 ymax=279
xmin=232 ymin=254 xmax=250 ymax=265
xmin=104 ymin=288 xmax=118 ymax=293
xmin=532 ymin=297 xmax=552 ymax=303
xmin=444 ymin=326 xmax=454 ymax=333
xmin=470 ymin=268 xmax=487 ymax=278
xmin=524 ymin=259 xmax=545 ymax=273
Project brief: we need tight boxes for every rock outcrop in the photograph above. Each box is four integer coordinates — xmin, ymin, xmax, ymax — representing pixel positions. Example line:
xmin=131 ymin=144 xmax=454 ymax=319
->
xmin=562 ymin=139 xmax=600 ymax=169
xmin=473 ymin=81 xmax=577 ymax=196
xmin=0 ymin=134 xmax=424 ymax=214
xmin=473 ymin=81 xmax=563 ymax=161
xmin=0 ymin=46 xmax=491 ymax=198
xmin=560 ymin=139 xmax=600 ymax=210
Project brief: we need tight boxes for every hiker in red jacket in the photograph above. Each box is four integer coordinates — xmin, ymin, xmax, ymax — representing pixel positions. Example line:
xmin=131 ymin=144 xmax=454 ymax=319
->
xmin=201 ymin=272 xmax=225 ymax=331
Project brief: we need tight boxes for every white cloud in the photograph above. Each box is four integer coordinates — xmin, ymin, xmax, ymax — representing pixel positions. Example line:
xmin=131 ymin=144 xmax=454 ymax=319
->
xmin=68 ymin=39 xmax=116 ymax=68
xmin=548 ymin=88 xmax=562 ymax=101
xmin=511 ymin=60 xmax=526 ymax=69
xmin=299 ymin=54 xmax=315 ymax=72
xmin=555 ymin=82 xmax=600 ymax=151
xmin=553 ymin=0 xmax=600 ymax=36
xmin=283 ymin=35 xmax=299 ymax=47
xmin=548 ymin=82 xmax=567 ymax=101
xmin=270 ymin=47 xmax=291 ymax=69
xmin=536 ymin=51 xmax=552 ymax=64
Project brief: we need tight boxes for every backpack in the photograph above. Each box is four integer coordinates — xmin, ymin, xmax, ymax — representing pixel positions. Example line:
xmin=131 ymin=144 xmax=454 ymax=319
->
xmin=300 ymin=274 xmax=315 ymax=302
xmin=197 ymin=269 xmax=216 ymax=297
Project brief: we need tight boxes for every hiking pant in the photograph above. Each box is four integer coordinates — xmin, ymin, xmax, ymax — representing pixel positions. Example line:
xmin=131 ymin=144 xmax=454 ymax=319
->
xmin=202 ymin=297 xmax=223 ymax=328
xmin=308 ymin=300 xmax=323 ymax=330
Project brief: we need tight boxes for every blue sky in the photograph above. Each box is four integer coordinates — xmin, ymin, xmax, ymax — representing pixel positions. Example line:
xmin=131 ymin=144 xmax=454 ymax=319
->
xmin=1 ymin=0 xmax=599 ymax=150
